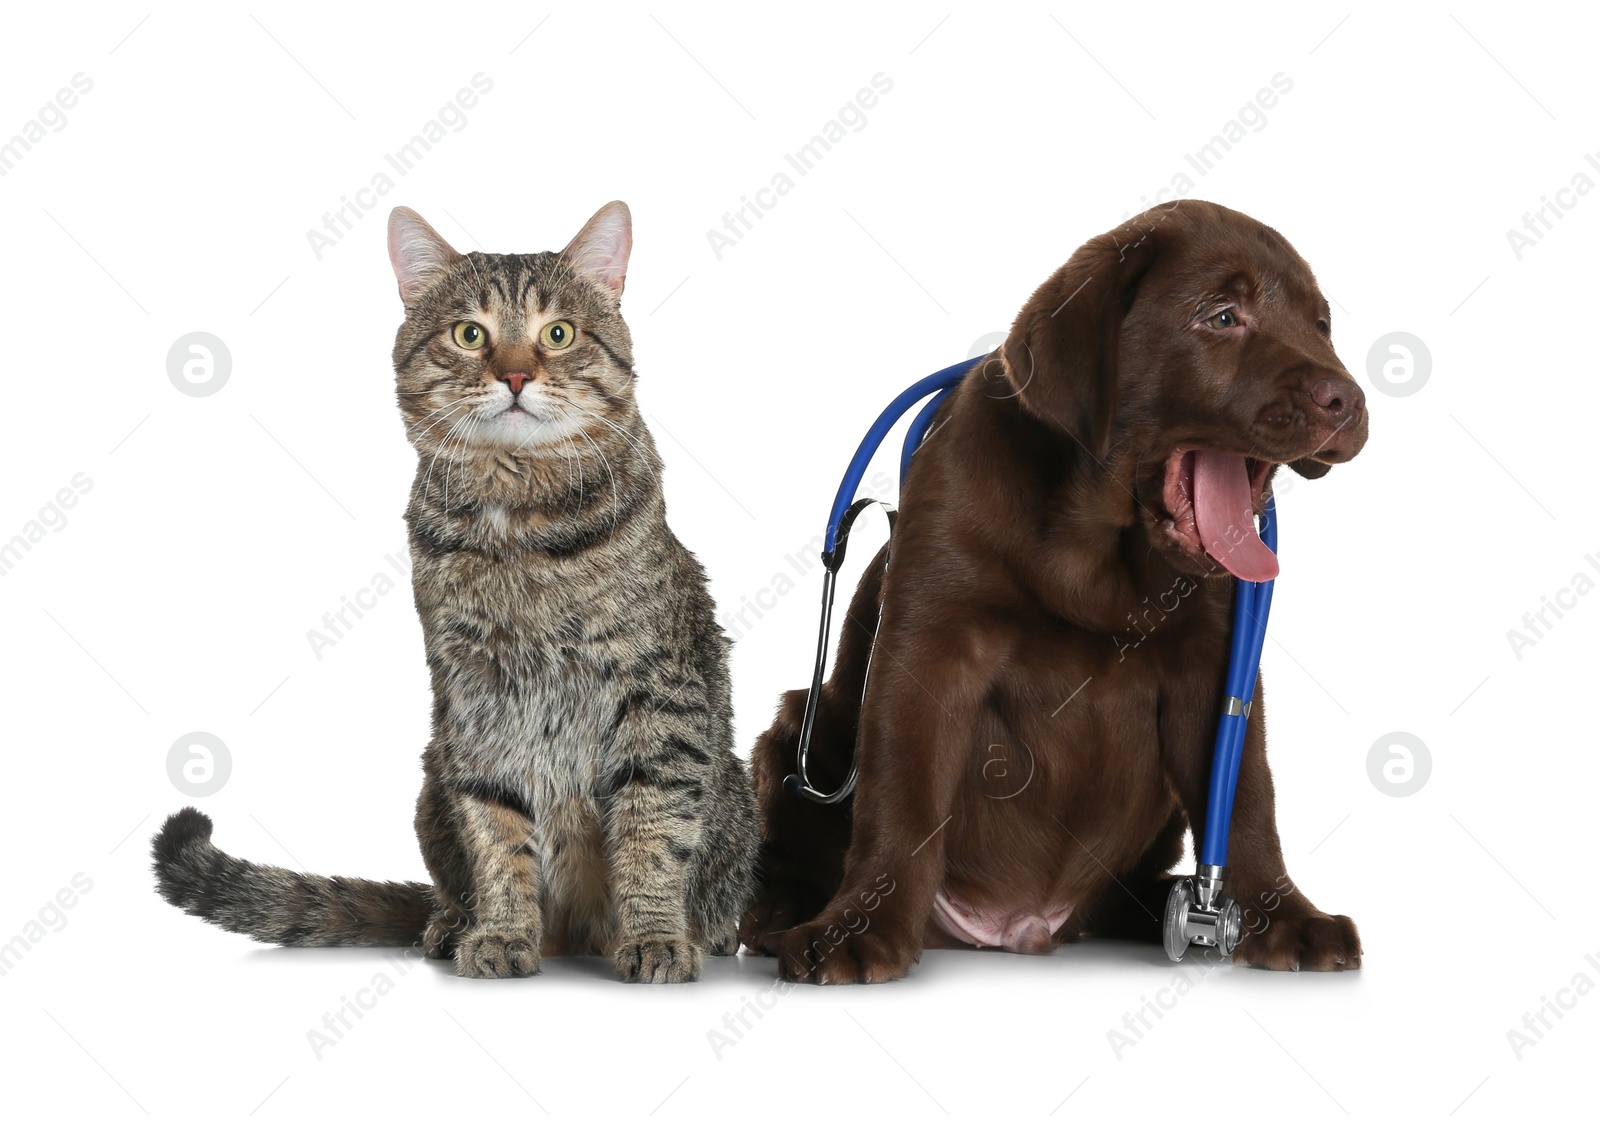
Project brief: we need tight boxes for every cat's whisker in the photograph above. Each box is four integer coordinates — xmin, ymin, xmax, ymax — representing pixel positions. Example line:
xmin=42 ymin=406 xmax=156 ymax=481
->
xmin=573 ymin=432 xmax=585 ymax=509
xmin=518 ymin=397 xmax=638 ymax=521
xmin=572 ymin=424 xmax=621 ymax=530
xmin=457 ymin=419 xmax=482 ymax=503
xmin=584 ymin=413 xmax=650 ymax=467
xmin=444 ymin=416 xmax=482 ymax=513
xmin=409 ymin=394 xmax=478 ymax=432
xmin=406 ymin=404 xmax=474 ymax=456
xmin=422 ymin=409 xmax=473 ymax=500
xmin=557 ymin=431 xmax=581 ymax=501
xmin=444 ymin=417 xmax=467 ymax=510
xmin=544 ymin=392 xmax=642 ymax=456
xmin=560 ymin=436 xmax=581 ymax=508
xmin=422 ymin=407 xmax=468 ymax=460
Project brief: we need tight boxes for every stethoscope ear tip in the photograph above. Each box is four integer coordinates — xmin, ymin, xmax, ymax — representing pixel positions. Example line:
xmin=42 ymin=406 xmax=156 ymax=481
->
xmin=782 ymin=774 xmax=806 ymax=800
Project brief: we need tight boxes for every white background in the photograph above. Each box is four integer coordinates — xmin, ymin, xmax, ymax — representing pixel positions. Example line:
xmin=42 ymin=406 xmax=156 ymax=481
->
xmin=2 ymin=1 xmax=1595 ymax=1126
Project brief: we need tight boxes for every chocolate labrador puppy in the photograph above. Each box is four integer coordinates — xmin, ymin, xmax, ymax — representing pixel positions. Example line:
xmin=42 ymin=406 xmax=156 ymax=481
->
xmin=740 ymin=201 xmax=1368 ymax=982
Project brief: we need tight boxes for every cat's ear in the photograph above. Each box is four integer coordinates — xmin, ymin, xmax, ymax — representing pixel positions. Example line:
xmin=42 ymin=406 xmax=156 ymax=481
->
xmin=387 ymin=207 xmax=462 ymax=306
xmin=560 ymin=201 xmax=632 ymax=298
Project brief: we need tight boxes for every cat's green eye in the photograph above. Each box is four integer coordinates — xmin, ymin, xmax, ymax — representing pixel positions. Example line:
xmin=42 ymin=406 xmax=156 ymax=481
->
xmin=540 ymin=320 xmax=576 ymax=350
xmin=452 ymin=322 xmax=487 ymax=350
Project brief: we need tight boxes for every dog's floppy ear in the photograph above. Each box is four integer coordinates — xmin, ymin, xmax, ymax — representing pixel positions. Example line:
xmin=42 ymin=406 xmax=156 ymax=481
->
xmin=998 ymin=218 xmax=1167 ymax=460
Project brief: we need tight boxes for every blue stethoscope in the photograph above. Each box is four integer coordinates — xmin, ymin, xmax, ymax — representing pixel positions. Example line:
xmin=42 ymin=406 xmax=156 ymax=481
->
xmin=781 ymin=355 xmax=1277 ymax=961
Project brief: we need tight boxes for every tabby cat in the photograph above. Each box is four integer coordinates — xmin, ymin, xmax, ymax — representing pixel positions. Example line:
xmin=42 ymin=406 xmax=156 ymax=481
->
xmin=152 ymin=202 xmax=758 ymax=981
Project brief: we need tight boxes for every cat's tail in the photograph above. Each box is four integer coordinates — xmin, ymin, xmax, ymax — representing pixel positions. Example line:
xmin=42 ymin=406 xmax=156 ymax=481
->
xmin=151 ymin=807 xmax=432 ymax=947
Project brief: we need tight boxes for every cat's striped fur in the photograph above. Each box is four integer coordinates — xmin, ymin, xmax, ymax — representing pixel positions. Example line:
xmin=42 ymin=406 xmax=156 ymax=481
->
xmin=153 ymin=202 xmax=757 ymax=981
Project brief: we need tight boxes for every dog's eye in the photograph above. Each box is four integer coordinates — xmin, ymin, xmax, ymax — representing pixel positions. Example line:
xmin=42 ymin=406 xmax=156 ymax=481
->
xmin=1207 ymin=310 xmax=1240 ymax=330
xmin=1316 ymin=318 xmax=1331 ymax=335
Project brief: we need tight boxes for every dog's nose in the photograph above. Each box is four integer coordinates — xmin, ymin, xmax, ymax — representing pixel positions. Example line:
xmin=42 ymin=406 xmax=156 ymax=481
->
xmin=499 ymin=371 xmax=532 ymax=395
xmin=1308 ymin=375 xmax=1364 ymax=425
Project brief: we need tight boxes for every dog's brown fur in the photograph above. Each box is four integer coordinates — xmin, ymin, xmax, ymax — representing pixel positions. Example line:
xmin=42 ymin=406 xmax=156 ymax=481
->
xmin=739 ymin=201 xmax=1369 ymax=982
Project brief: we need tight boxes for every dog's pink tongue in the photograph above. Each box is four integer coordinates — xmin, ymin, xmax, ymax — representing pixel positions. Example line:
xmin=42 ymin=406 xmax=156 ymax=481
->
xmin=1193 ymin=449 xmax=1278 ymax=582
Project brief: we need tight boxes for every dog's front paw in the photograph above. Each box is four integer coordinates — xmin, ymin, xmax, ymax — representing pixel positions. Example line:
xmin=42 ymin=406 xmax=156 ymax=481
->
xmin=614 ymin=936 xmax=703 ymax=983
xmin=454 ymin=927 xmax=541 ymax=978
xmin=1233 ymin=907 xmax=1361 ymax=972
xmin=778 ymin=917 xmax=920 ymax=984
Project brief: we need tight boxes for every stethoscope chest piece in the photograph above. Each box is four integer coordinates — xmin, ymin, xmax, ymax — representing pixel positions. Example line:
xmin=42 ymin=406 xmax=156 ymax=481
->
xmin=1163 ymin=865 xmax=1242 ymax=961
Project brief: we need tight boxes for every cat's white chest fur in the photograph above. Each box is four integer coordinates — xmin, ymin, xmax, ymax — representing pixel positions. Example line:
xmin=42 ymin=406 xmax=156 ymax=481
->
xmin=484 ymin=652 xmax=621 ymax=954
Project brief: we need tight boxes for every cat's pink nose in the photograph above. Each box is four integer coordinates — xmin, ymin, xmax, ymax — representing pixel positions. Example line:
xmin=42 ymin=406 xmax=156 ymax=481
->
xmin=500 ymin=371 xmax=532 ymax=395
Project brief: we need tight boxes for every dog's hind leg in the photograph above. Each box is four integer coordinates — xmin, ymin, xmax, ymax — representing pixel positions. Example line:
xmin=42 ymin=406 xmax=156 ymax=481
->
xmin=738 ymin=546 xmax=889 ymax=955
xmin=738 ymin=694 xmax=849 ymax=955
xmin=775 ymin=571 xmax=1004 ymax=984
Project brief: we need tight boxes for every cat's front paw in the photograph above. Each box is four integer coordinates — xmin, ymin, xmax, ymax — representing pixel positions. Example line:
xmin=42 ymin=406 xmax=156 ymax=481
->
xmin=614 ymin=936 xmax=703 ymax=983
xmin=455 ymin=927 xmax=541 ymax=978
